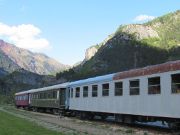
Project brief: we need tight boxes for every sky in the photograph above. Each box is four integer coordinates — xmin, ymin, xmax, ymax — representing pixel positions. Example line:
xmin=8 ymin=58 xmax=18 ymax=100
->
xmin=0 ymin=0 xmax=179 ymax=65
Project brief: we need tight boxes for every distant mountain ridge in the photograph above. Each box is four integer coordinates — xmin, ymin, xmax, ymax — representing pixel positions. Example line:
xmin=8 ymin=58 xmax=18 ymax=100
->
xmin=0 ymin=40 xmax=69 ymax=75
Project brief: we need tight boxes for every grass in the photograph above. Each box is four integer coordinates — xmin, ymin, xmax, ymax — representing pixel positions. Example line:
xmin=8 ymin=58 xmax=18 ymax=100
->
xmin=125 ymin=129 xmax=134 ymax=134
xmin=0 ymin=110 xmax=62 ymax=135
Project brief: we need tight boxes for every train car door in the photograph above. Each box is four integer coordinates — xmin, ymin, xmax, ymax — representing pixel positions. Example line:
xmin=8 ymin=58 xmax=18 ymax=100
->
xmin=59 ymin=88 xmax=66 ymax=108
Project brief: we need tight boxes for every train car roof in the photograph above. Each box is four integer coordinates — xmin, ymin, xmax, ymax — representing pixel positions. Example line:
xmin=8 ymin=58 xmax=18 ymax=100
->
xmin=15 ymin=82 xmax=69 ymax=95
xmin=69 ymin=73 xmax=115 ymax=87
xmin=69 ymin=60 xmax=180 ymax=87
xmin=113 ymin=60 xmax=180 ymax=80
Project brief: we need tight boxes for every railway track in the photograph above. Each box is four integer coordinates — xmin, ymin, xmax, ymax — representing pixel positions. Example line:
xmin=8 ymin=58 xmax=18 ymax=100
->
xmin=27 ymin=109 xmax=176 ymax=135
xmin=74 ymin=116 xmax=180 ymax=135
xmin=83 ymin=116 xmax=173 ymax=134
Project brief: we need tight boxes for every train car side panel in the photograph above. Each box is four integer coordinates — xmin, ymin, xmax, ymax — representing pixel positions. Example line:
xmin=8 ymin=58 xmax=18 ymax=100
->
xmin=15 ymin=93 xmax=29 ymax=107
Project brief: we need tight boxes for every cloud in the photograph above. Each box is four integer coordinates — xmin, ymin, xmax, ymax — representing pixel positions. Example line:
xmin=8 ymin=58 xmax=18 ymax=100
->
xmin=0 ymin=22 xmax=50 ymax=51
xmin=133 ymin=15 xmax=156 ymax=22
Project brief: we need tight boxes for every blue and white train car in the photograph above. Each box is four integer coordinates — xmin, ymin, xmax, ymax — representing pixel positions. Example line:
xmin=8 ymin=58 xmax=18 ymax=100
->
xmin=68 ymin=60 xmax=180 ymax=126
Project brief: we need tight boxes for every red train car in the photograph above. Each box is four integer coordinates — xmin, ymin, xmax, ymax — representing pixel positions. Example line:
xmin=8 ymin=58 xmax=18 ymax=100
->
xmin=15 ymin=93 xmax=29 ymax=108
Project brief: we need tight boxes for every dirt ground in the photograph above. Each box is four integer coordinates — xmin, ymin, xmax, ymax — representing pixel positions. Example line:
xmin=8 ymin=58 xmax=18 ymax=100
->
xmin=0 ymin=106 xmax=174 ymax=135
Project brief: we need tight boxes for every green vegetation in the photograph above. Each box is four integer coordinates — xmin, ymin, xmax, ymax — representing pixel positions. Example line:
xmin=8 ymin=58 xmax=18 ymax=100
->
xmin=0 ymin=69 xmax=54 ymax=104
xmin=145 ymin=10 xmax=180 ymax=49
xmin=125 ymin=129 xmax=134 ymax=134
xmin=0 ymin=95 xmax=10 ymax=104
xmin=144 ymin=132 xmax=148 ymax=135
xmin=0 ymin=110 xmax=61 ymax=135
xmin=56 ymin=39 xmax=169 ymax=81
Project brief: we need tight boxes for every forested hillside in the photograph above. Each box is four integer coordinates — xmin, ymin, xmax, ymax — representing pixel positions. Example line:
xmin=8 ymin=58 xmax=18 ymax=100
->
xmin=56 ymin=10 xmax=180 ymax=81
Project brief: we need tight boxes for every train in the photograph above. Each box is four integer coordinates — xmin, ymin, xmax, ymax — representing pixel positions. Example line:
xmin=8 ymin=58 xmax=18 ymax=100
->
xmin=15 ymin=60 xmax=180 ymax=128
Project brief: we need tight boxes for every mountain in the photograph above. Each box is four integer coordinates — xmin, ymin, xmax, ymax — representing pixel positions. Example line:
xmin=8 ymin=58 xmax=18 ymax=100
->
xmin=0 ymin=40 xmax=70 ymax=103
xmin=0 ymin=69 xmax=58 ymax=103
xmin=0 ymin=40 xmax=69 ymax=75
xmin=56 ymin=10 xmax=180 ymax=81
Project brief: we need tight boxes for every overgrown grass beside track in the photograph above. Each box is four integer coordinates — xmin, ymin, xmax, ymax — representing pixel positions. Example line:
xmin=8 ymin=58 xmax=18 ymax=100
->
xmin=0 ymin=105 xmax=172 ymax=135
xmin=0 ymin=110 xmax=61 ymax=135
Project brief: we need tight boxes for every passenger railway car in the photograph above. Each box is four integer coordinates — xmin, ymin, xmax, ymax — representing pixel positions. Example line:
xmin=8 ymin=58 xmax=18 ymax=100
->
xmin=69 ymin=60 xmax=180 ymax=127
xmin=15 ymin=93 xmax=29 ymax=108
xmin=15 ymin=83 xmax=69 ymax=113
xmin=15 ymin=60 xmax=180 ymax=128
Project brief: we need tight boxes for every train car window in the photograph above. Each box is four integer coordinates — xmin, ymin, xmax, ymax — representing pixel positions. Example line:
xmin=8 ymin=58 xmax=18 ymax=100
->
xmin=52 ymin=91 xmax=57 ymax=99
xmin=48 ymin=92 xmax=51 ymax=99
xmin=43 ymin=93 xmax=45 ymax=99
xmin=44 ymin=92 xmax=47 ymax=99
xmin=102 ymin=83 xmax=109 ymax=96
xmin=83 ymin=86 xmax=88 ymax=97
xmin=115 ymin=82 xmax=123 ymax=96
xmin=172 ymin=73 xmax=180 ymax=94
xmin=92 ymin=85 xmax=98 ymax=97
xmin=75 ymin=87 xmax=80 ymax=98
xmin=129 ymin=79 xmax=140 ymax=95
xmin=148 ymin=77 xmax=161 ymax=94
xmin=71 ymin=88 xmax=73 ymax=98
xmin=36 ymin=94 xmax=38 ymax=99
xmin=40 ymin=93 xmax=43 ymax=99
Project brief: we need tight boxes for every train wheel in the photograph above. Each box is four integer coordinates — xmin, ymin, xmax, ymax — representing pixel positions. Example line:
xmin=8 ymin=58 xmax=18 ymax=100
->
xmin=80 ymin=112 xmax=87 ymax=120
xmin=87 ymin=113 xmax=94 ymax=120
xmin=168 ymin=122 xmax=179 ymax=129
xmin=101 ymin=115 xmax=107 ymax=120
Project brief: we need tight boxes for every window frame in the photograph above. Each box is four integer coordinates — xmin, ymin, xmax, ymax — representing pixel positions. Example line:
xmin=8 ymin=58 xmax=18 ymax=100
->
xmin=92 ymin=85 xmax=98 ymax=97
xmin=83 ymin=86 xmax=88 ymax=97
xmin=129 ymin=79 xmax=140 ymax=95
xmin=148 ymin=76 xmax=161 ymax=95
xmin=75 ymin=87 xmax=80 ymax=98
xmin=171 ymin=73 xmax=180 ymax=94
xmin=102 ymin=83 xmax=109 ymax=96
xmin=114 ymin=81 xmax=123 ymax=96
